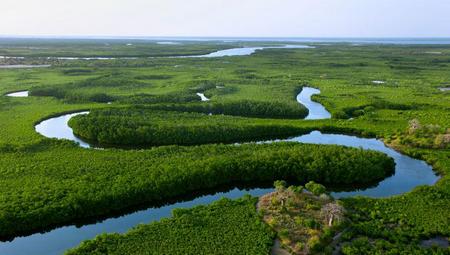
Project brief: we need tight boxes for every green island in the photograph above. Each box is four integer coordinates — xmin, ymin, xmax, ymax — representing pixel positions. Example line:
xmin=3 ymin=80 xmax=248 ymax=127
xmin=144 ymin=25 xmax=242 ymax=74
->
xmin=0 ymin=39 xmax=449 ymax=254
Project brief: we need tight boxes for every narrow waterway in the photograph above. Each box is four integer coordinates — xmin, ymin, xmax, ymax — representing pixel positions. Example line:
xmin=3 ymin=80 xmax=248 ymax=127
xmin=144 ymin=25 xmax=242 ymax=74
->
xmin=196 ymin=92 xmax=210 ymax=101
xmin=35 ymin=112 xmax=90 ymax=148
xmin=0 ymin=87 xmax=439 ymax=255
xmin=0 ymin=44 xmax=312 ymax=60
xmin=296 ymin=87 xmax=331 ymax=119
xmin=5 ymin=91 xmax=29 ymax=97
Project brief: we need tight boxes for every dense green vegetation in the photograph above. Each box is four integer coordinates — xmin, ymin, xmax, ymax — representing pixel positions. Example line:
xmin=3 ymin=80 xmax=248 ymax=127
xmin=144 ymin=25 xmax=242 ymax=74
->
xmin=28 ymin=71 xmax=307 ymax=118
xmin=65 ymin=181 xmax=345 ymax=255
xmin=65 ymin=196 xmax=274 ymax=255
xmin=0 ymin=141 xmax=392 ymax=238
xmin=138 ymin=99 xmax=307 ymax=119
xmin=68 ymin=108 xmax=307 ymax=146
xmin=28 ymin=73 xmax=196 ymax=103
xmin=0 ymin=38 xmax=236 ymax=58
xmin=0 ymin=40 xmax=449 ymax=253
xmin=340 ymin=184 xmax=450 ymax=254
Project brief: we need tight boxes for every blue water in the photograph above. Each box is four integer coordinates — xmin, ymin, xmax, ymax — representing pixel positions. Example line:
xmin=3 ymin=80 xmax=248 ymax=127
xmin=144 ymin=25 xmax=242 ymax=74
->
xmin=1 ymin=128 xmax=438 ymax=255
xmin=1 ymin=87 xmax=439 ymax=255
xmin=35 ymin=111 xmax=91 ymax=148
xmin=1 ymin=44 xmax=312 ymax=60
xmin=285 ymin=131 xmax=437 ymax=198
xmin=192 ymin=45 xmax=313 ymax=57
xmin=0 ymin=188 xmax=273 ymax=255
xmin=3 ymin=37 xmax=448 ymax=61
xmin=296 ymin=87 xmax=331 ymax=119
xmin=34 ymin=87 xmax=329 ymax=148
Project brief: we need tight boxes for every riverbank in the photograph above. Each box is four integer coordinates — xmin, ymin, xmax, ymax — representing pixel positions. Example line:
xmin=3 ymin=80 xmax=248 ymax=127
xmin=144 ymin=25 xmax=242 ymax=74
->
xmin=0 ymin=86 xmax=439 ymax=254
xmin=0 ymin=42 xmax=448 ymax=254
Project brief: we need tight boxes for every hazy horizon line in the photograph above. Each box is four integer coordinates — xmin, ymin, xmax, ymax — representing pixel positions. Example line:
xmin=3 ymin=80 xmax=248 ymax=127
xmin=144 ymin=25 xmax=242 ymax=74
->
xmin=1 ymin=35 xmax=450 ymax=40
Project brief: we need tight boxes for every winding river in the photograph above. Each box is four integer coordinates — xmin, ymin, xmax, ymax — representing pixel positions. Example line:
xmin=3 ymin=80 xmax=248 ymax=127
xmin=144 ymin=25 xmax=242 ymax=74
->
xmin=0 ymin=44 xmax=312 ymax=61
xmin=0 ymin=87 xmax=439 ymax=255
xmin=35 ymin=112 xmax=90 ymax=148
xmin=296 ymin=87 xmax=331 ymax=119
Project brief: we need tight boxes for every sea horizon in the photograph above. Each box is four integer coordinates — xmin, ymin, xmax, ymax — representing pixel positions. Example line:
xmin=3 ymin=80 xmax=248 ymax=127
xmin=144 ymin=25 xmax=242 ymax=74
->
xmin=1 ymin=35 xmax=450 ymax=44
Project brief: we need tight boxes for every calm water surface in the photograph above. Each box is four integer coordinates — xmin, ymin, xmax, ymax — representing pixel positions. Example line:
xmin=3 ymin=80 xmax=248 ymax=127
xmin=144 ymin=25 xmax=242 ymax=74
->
xmin=0 ymin=188 xmax=272 ymax=255
xmin=5 ymin=91 xmax=29 ymax=97
xmin=296 ymin=87 xmax=331 ymax=119
xmin=0 ymin=44 xmax=312 ymax=60
xmin=196 ymin=92 xmax=210 ymax=101
xmin=35 ymin=112 xmax=90 ymax=148
xmin=0 ymin=87 xmax=439 ymax=255
xmin=192 ymin=45 xmax=312 ymax=57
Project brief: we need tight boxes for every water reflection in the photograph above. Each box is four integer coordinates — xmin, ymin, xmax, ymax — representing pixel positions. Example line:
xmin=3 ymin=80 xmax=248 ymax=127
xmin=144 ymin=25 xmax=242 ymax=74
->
xmin=35 ymin=112 xmax=90 ymax=148
xmin=8 ymin=87 xmax=438 ymax=255
xmin=5 ymin=91 xmax=29 ymax=97
xmin=296 ymin=87 xmax=331 ymax=119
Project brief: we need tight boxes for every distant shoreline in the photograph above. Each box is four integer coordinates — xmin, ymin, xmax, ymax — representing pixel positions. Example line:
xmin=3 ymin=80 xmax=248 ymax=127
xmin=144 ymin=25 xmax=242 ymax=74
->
xmin=1 ymin=36 xmax=450 ymax=44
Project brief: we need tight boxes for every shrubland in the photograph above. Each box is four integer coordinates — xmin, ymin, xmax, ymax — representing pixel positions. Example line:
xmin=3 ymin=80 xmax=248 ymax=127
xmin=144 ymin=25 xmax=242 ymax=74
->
xmin=65 ymin=196 xmax=275 ymax=255
xmin=137 ymin=99 xmax=307 ymax=119
xmin=68 ymin=108 xmax=307 ymax=146
xmin=0 ymin=141 xmax=393 ymax=238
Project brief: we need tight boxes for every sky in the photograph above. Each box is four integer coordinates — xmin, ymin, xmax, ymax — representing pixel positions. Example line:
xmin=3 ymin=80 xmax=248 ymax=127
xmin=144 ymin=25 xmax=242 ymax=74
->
xmin=1 ymin=0 xmax=450 ymax=38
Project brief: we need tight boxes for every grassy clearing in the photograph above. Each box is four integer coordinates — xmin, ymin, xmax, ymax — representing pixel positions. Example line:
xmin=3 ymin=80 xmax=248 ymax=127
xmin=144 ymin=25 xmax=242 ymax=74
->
xmin=259 ymin=181 xmax=346 ymax=254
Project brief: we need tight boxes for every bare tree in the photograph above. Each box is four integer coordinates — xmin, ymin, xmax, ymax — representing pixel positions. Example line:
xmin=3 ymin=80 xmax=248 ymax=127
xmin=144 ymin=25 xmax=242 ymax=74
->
xmin=321 ymin=203 xmax=345 ymax=227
